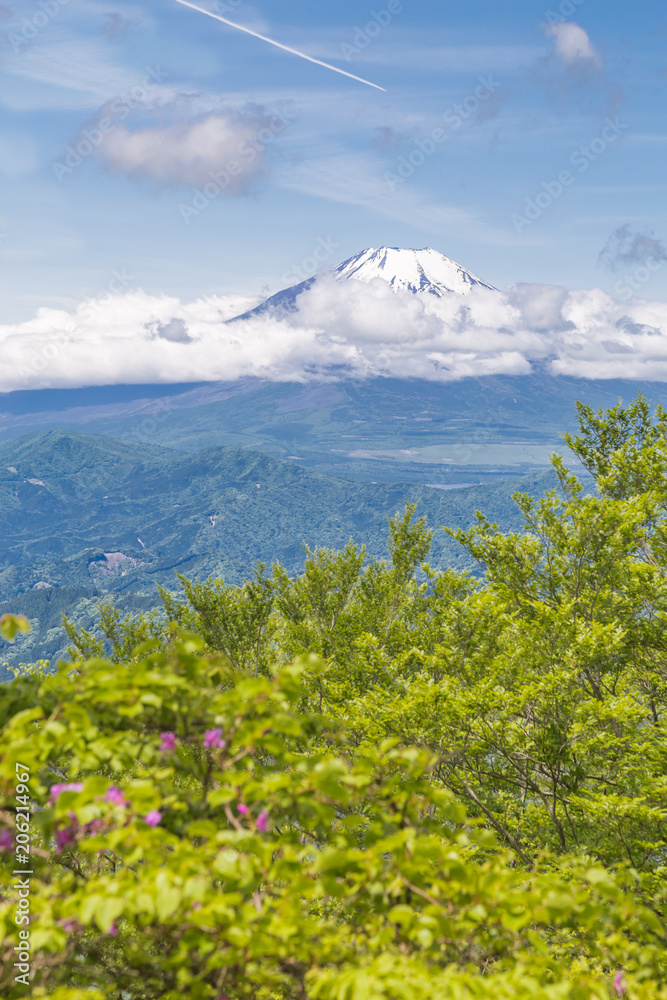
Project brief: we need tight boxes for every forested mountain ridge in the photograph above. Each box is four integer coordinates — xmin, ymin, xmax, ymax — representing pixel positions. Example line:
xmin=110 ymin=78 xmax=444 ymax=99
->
xmin=0 ymin=428 xmax=561 ymax=668
xmin=0 ymin=428 xmax=560 ymax=596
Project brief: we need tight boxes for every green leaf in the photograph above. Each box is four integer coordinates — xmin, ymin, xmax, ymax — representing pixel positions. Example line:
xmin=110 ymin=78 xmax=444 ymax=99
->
xmin=0 ymin=614 xmax=30 ymax=641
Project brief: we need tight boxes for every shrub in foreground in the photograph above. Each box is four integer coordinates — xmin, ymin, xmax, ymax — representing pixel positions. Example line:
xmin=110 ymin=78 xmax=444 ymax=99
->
xmin=0 ymin=630 xmax=666 ymax=999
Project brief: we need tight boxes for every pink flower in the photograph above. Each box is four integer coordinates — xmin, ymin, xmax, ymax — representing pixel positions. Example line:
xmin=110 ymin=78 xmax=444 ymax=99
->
xmin=204 ymin=728 xmax=226 ymax=749
xmin=105 ymin=786 xmax=128 ymax=807
xmin=192 ymin=901 xmax=202 ymax=910
xmin=159 ymin=732 xmax=177 ymax=752
xmin=60 ymin=919 xmax=78 ymax=933
xmin=55 ymin=825 xmax=78 ymax=851
xmin=50 ymin=782 xmax=83 ymax=802
xmin=237 ymin=803 xmax=249 ymax=816
xmin=256 ymin=810 xmax=270 ymax=833
xmin=144 ymin=810 xmax=162 ymax=827
xmin=614 ymin=971 xmax=626 ymax=996
xmin=108 ymin=922 xmax=118 ymax=937
xmin=0 ymin=829 xmax=13 ymax=851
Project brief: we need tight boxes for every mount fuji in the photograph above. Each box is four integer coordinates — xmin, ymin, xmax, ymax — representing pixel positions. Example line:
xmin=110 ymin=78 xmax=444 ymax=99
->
xmin=334 ymin=247 xmax=496 ymax=295
xmin=230 ymin=246 xmax=497 ymax=322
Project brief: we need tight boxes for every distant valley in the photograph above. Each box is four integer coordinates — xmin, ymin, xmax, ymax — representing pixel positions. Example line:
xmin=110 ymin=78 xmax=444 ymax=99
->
xmin=1 ymin=428 xmax=563 ymax=672
xmin=2 ymin=374 xmax=664 ymax=485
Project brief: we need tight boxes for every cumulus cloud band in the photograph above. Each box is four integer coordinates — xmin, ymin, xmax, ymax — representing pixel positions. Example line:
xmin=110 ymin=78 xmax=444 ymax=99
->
xmin=3 ymin=276 xmax=667 ymax=392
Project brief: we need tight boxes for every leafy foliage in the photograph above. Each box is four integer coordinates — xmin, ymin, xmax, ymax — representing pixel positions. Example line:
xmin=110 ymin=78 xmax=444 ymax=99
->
xmin=0 ymin=613 xmax=30 ymax=642
xmin=1 ymin=395 xmax=667 ymax=998
xmin=1 ymin=643 xmax=665 ymax=1000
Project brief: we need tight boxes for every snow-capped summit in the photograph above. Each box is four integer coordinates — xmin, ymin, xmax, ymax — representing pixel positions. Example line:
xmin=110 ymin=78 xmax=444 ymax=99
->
xmin=333 ymin=247 xmax=496 ymax=297
xmin=229 ymin=246 xmax=495 ymax=322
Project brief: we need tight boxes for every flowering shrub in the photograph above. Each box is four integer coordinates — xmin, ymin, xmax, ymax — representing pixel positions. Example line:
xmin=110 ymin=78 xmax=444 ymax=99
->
xmin=0 ymin=636 xmax=666 ymax=999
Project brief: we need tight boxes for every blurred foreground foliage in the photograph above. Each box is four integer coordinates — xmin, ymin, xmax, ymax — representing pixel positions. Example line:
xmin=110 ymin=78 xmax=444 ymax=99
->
xmin=1 ymin=393 xmax=667 ymax=999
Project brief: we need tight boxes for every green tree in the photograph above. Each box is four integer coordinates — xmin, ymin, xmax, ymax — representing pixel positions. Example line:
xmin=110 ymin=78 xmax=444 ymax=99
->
xmin=18 ymin=392 xmax=667 ymax=996
xmin=1 ymin=639 xmax=665 ymax=1000
xmin=58 ymin=396 xmax=667 ymax=869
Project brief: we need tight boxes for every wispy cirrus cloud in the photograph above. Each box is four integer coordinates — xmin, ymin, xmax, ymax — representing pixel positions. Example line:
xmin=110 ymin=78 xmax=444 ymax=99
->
xmin=274 ymin=153 xmax=522 ymax=247
xmin=2 ymin=37 xmax=167 ymax=111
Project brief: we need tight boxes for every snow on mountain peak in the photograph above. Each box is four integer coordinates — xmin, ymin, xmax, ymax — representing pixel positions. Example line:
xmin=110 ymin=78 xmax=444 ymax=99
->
xmin=333 ymin=247 xmax=496 ymax=297
xmin=228 ymin=246 xmax=496 ymax=323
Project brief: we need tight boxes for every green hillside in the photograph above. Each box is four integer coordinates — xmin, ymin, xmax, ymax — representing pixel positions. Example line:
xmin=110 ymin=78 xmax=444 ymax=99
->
xmin=0 ymin=429 xmax=564 ymax=670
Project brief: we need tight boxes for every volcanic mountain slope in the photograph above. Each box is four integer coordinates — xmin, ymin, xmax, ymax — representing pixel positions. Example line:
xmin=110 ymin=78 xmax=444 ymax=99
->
xmin=230 ymin=246 xmax=496 ymax=321
xmin=3 ymin=375 xmax=667 ymax=485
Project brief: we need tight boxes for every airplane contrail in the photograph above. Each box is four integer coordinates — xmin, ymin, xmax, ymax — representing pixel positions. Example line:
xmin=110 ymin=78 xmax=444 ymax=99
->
xmin=173 ymin=0 xmax=387 ymax=92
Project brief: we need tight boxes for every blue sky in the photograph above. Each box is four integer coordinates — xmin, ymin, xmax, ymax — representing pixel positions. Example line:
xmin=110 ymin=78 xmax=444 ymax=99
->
xmin=1 ymin=0 xmax=666 ymax=327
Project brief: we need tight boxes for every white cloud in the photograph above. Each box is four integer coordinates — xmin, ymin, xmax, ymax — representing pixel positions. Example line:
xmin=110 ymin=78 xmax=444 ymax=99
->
xmin=98 ymin=112 xmax=272 ymax=188
xmin=544 ymin=23 xmax=602 ymax=68
xmin=4 ymin=278 xmax=667 ymax=392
